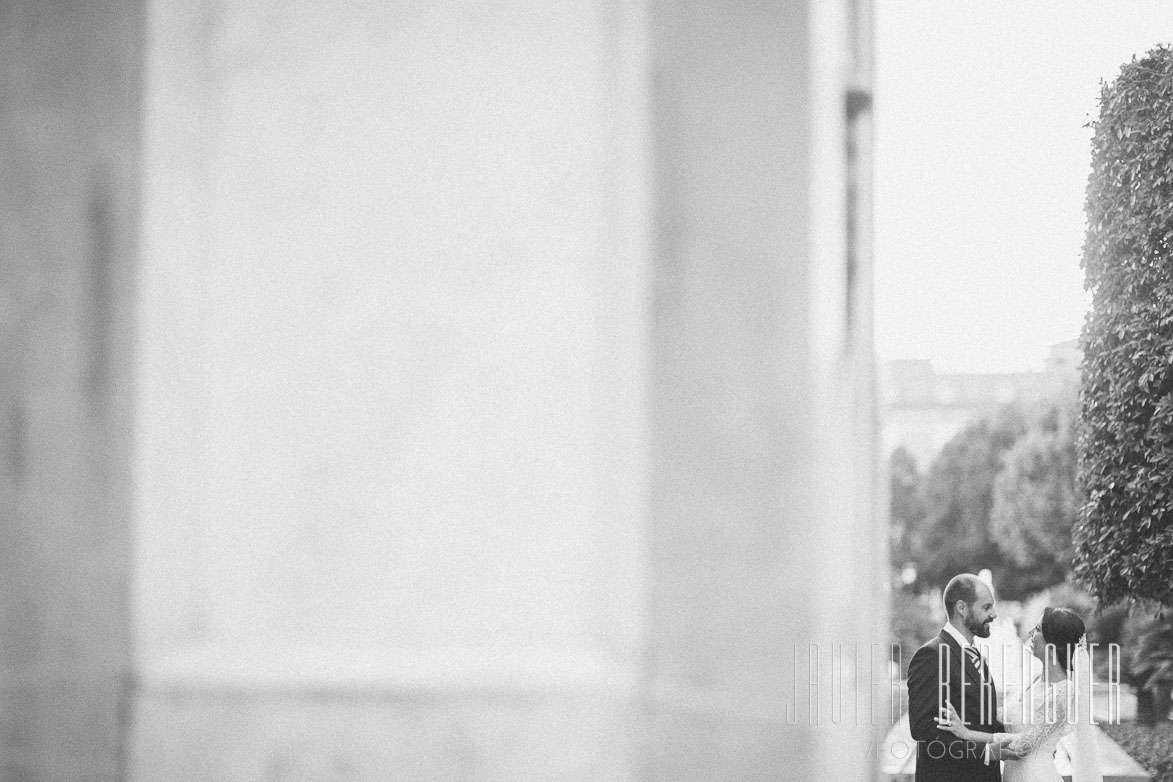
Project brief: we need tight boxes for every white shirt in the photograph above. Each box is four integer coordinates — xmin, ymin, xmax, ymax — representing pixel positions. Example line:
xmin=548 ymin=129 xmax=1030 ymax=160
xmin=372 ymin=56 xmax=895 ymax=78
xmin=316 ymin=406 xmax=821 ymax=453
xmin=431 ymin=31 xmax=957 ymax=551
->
xmin=944 ymin=621 xmax=996 ymax=766
xmin=944 ymin=621 xmax=986 ymax=677
xmin=943 ymin=621 xmax=974 ymax=652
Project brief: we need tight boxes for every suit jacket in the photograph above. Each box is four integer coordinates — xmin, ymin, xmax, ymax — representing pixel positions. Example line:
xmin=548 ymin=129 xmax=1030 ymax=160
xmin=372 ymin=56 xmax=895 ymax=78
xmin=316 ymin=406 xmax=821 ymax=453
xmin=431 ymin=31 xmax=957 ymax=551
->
xmin=907 ymin=630 xmax=1005 ymax=782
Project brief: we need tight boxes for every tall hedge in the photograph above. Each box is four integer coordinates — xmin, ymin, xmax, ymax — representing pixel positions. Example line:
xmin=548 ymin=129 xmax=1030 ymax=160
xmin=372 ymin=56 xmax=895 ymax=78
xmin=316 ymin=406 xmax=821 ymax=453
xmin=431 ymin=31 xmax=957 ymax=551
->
xmin=1077 ymin=46 xmax=1173 ymax=607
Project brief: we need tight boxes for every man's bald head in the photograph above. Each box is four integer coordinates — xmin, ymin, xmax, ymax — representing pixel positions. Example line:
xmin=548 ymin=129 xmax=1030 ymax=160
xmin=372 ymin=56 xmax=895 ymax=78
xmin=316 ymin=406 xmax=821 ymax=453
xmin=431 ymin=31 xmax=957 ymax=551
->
xmin=943 ymin=573 xmax=996 ymax=639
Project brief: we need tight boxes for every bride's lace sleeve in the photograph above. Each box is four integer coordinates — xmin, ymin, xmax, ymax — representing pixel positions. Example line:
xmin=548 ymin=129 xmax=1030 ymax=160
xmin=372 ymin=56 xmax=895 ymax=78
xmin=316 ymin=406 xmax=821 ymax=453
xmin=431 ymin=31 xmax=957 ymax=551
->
xmin=1001 ymin=681 xmax=1070 ymax=759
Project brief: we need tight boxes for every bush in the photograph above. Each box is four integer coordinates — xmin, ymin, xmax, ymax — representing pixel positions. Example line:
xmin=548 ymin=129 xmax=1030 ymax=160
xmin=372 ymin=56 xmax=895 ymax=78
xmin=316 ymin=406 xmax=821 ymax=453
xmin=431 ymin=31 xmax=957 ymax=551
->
xmin=1088 ymin=602 xmax=1131 ymax=646
xmin=1122 ymin=612 xmax=1173 ymax=726
xmin=1077 ymin=45 xmax=1173 ymax=608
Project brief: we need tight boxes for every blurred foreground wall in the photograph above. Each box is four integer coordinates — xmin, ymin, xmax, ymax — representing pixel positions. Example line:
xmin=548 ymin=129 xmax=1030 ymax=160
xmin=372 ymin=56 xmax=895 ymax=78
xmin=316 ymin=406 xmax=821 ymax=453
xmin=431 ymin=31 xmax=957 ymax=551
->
xmin=1 ymin=0 xmax=141 ymax=778
xmin=2 ymin=0 xmax=882 ymax=779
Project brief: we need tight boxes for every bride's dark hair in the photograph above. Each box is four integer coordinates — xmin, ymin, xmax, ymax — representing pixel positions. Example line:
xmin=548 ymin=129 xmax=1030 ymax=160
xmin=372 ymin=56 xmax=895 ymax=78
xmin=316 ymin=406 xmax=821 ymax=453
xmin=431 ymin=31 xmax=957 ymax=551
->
xmin=1041 ymin=606 xmax=1085 ymax=672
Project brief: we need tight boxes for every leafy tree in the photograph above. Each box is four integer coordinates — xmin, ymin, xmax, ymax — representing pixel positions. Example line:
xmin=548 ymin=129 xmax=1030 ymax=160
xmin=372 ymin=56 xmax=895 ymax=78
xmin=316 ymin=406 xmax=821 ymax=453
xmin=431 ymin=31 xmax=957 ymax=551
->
xmin=889 ymin=446 xmax=925 ymax=572
xmin=1077 ymin=46 xmax=1173 ymax=608
xmin=915 ymin=405 xmax=1035 ymax=597
xmin=990 ymin=402 xmax=1077 ymax=588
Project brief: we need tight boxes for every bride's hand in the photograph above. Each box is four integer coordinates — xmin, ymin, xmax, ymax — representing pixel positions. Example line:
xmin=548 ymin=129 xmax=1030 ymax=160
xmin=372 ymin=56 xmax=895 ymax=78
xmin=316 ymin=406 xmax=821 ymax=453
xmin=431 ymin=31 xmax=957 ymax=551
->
xmin=935 ymin=701 xmax=971 ymax=740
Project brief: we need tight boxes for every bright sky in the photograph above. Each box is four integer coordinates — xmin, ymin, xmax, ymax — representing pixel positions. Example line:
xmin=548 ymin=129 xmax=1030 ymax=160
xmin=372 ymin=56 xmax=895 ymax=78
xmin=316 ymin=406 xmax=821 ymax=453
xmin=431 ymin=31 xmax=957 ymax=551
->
xmin=874 ymin=1 xmax=1173 ymax=372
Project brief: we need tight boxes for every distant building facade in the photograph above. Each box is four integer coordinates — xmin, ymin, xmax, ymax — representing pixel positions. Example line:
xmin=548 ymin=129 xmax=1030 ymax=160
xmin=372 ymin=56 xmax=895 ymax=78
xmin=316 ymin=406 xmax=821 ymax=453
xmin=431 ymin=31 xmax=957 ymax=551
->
xmin=882 ymin=340 xmax=1081 ymax=471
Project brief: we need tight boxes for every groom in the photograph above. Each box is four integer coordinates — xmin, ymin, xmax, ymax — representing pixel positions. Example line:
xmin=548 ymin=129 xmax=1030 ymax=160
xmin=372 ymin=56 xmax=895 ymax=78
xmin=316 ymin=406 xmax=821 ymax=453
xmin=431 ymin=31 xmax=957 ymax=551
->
xmin=907 ymin=573 xmax=1005 ymax=782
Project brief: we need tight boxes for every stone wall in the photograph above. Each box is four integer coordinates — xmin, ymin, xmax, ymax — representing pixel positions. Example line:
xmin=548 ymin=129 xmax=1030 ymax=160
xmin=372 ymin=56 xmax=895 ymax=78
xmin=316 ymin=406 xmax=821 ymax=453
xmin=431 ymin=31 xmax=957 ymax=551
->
xmin=0 ymin=1 xmax=142 ymax=779
xmin=2 ymin=1 xmax=881 ymax=779
xmin=131 ymin=1 xmax=651 ymax=778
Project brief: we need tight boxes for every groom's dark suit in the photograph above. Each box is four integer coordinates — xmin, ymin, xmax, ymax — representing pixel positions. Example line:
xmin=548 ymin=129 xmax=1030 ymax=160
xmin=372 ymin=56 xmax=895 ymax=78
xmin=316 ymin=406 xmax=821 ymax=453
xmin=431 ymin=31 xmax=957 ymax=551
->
xmin=907 ymin=629 xmax=1004 ymax=782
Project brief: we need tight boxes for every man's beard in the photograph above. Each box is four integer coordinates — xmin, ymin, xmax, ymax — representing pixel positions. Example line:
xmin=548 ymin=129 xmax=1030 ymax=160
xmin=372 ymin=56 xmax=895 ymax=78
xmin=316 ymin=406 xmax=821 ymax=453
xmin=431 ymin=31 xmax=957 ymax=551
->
xmin=966 ymin=610 xmax=992 ymax=638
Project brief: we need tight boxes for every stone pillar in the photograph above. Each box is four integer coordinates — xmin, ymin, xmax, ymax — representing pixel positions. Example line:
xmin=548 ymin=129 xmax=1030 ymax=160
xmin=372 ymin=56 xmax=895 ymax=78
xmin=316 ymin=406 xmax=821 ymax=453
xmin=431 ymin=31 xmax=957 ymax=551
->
xmin=130 ymin=1 xmax=652 ymax=778
xmin=0 ymin=1 xmax=142 ymax=779
xmin=4 ymin=0 xmax=880 ymax=779
xmin=644 ymin=0 xmax=880 ymax=778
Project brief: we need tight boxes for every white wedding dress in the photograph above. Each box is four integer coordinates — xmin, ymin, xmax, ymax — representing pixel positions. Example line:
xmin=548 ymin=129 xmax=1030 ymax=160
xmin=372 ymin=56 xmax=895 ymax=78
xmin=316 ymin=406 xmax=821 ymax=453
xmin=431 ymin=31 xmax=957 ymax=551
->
xmin=996 ymin=678 xmax=1072 ymax=782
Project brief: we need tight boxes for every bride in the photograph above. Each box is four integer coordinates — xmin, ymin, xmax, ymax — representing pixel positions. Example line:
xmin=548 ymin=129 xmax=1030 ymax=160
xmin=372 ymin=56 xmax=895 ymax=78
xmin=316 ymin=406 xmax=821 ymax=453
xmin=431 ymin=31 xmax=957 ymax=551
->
xmin=937 ymin=607 xmax=1103 ymax=782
